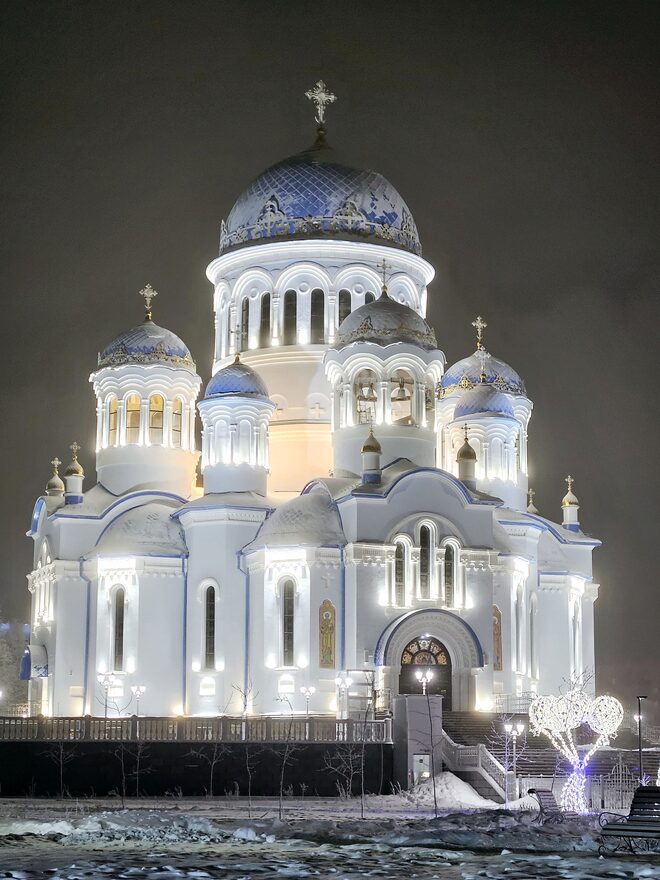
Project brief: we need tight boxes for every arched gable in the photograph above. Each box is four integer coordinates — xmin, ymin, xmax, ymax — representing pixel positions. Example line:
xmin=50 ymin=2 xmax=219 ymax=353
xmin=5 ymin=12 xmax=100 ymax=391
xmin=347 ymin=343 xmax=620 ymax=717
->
xmin=375 ymin=607 xmax=484 ymax=669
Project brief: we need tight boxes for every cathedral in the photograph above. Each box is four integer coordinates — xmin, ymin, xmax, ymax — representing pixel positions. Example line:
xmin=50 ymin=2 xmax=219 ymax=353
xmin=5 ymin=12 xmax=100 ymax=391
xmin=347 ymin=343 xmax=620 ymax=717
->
xmin=25 ymin=84 xmax=599 ymax=722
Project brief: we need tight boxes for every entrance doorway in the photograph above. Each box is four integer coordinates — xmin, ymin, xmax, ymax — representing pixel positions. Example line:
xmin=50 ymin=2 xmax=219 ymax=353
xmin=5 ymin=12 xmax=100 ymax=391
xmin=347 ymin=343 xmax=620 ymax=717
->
xmin=398 ymin=636 xmax=452 ymax=710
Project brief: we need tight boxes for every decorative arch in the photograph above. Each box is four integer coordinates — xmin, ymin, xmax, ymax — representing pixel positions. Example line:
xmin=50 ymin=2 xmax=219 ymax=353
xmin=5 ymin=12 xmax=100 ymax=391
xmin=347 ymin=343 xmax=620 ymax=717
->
xmin=375 ymin=608 xmax=484 ymax=711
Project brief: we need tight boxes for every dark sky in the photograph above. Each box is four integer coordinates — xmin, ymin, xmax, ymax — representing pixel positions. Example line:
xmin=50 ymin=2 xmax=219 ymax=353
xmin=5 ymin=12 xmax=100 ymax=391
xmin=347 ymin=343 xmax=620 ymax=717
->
xmin=1 ymin=1 xmax=658 ymax=720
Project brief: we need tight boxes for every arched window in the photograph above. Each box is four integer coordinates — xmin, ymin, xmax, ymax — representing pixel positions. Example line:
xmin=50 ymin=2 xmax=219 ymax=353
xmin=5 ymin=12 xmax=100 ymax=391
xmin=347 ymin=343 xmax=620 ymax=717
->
xmin=240 ymin=297 xmax=249 ymax=351
xmin=107 ymin=397 xmax=118 ymax=447
xmin=419 ymin=525 xmax=432 ymax=599
xmin=204 ymin=585 xmax=216 ymax=669
xmin=354 ymin=369 xmax=378 ymax=425
xmin=515 ymin=586 xmax=524 ymax=672
xmin=394 ymin=542 xmax=406 ymax=606
xmin=125 ymin=394 xmax=141 ymax=444
xmin=113 ymin=587 xmax=125 ymax=672
xmin=259 ymin=293 xmax=271 ymax=348
xmin=444 ymin=544 xmax=455 ymax=606
xmin=281 ymin=579 xmax=295 ymax=666
xmin=364 ymin=292 xmax=376 ymax=304
xmin=149 ymin=395 xmax=164 ymax=444
xmin=282 ymin=290 xmax=297 ymax=345
xmin=493 ymin=605 xmax=503 ymax=671
xmin=338 ymin=289 xmax=351 ymax=325
xmin=390 ymin=369 xmax=414 ymax=425
xmin=529 ymin=596 xmax=537 ymax=679
xmin=171 ymin=399 xmax=183 ymax=448
xmin=310 ymin=289 xmax=325 ymax=343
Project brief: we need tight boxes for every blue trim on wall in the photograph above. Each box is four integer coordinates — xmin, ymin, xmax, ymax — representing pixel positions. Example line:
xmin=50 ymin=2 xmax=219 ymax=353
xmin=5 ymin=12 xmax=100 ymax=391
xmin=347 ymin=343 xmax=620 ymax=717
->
xmin=28 ymin=498 xmax=46 ymax=536
xmin=79 ymin=559 xmax=92 ymax=713
xmin=499 ymin=516 xmax=601 ymax=546
xmin=374 ymin=607 xmax=485 ymax=667
xmin=52 ymin=490 xmax=187 ymax=523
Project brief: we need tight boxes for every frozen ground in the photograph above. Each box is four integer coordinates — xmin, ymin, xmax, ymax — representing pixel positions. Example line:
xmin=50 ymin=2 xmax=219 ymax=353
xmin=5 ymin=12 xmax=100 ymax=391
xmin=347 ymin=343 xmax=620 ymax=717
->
xmin=0 ymin=774 xmax=657 ymax=879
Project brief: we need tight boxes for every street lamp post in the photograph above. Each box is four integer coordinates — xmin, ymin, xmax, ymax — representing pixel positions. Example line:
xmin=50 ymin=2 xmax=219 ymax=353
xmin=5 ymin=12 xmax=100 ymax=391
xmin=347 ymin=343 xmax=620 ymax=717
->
xmin=335 ymin=674 xmax=353 ymax=721
xmin=131 ymin=685 xmax=146 ymax=738
xmin=300 ymin=686 xmax=315 ymax=740
xmin=415 ymin=669 xmax=434 ymax=696
xmin=503 ymin=721 xmax=525 ymax=806
xmin=97 ymin=673 xmax=117 ymax=740
xmin=635 ymin=695 xmax=648 ymax=784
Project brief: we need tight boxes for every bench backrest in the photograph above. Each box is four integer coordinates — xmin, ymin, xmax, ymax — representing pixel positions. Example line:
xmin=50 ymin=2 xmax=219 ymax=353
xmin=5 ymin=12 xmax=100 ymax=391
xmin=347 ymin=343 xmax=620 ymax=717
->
xmin=630 ymin=786 xmax=660 ymax=821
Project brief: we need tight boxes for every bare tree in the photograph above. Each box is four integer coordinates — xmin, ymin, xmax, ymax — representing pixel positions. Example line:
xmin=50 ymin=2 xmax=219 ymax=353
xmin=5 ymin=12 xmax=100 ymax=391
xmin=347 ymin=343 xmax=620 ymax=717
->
xmin=41 ymin=742 xmax=77 ymax=799
xmin=357 ymin=671 xmax=376 ymax=819
xmin=187 ymin=742 xmax=230 ymax=797
xmin=273 ymin=695 xmax=299 ymax=820
xmin=243 ymin=744 xmax=261 ymax=817
xmin=322 ymin=744 xmax=362 ymax=798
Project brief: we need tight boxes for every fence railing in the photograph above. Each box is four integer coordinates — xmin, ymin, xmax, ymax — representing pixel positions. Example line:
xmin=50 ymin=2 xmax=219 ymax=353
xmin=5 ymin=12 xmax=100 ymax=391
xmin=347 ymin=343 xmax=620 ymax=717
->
xmin=0 ymin=715 xmax=392 ymax=745
xmin=493 ymin=694 xmax=535 ymax=714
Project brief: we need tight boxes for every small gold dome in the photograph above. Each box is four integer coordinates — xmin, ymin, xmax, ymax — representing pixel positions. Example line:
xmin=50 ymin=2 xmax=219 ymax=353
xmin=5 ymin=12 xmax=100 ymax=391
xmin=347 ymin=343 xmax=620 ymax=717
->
xmin=64 ymin=442 xmax=84 ymax=478
xmin=561 ymin=475 xmax=579 ymax=506
xmin=45 ymin=457 xmax=65 ymax=495
xmin=361 ymin=428 xmax=382 ymax=455
xmin=456 ymin=425 xmax=476 ymax=462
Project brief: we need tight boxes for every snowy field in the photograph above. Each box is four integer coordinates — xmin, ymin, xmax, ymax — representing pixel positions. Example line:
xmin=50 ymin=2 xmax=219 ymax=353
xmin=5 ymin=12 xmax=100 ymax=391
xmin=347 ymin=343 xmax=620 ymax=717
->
xmin=0 ymin=774 xmax=657 ymax=879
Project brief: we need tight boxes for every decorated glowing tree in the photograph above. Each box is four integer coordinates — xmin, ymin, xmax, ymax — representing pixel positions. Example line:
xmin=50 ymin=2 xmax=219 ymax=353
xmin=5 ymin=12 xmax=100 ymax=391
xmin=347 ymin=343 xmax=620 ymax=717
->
xmin=528 ymin=689 xmax=623 ymax=813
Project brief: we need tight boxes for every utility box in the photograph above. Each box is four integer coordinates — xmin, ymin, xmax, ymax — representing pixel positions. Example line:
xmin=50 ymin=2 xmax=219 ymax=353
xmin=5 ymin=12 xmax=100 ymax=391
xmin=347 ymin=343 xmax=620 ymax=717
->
xmin=392 ymin=694 xmax=443 ymax=790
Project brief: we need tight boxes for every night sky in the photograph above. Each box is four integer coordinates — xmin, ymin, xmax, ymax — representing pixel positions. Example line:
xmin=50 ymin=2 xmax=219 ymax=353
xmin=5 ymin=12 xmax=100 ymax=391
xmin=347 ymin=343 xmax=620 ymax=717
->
xmin=1 ymin=2 xmax=658 ymax=720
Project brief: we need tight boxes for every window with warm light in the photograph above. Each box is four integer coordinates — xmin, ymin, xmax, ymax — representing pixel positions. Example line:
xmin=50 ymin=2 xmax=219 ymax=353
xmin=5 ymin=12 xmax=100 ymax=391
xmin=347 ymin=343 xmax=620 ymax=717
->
xmin=171 ymin=399 xmax=183 ymax=448
xmin=149 ymin=395 xmax=164 ymax=444
xmin=107 ymin=397 xmax=118 ymax=447
xmin=125 ymin=395 xmax=141 ymax=444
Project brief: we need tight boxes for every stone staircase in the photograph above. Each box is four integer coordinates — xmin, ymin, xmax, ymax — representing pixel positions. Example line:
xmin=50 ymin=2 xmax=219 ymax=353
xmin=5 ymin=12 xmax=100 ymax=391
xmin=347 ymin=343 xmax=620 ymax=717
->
xmin=442 ymin=711 xmax=660 ymax=783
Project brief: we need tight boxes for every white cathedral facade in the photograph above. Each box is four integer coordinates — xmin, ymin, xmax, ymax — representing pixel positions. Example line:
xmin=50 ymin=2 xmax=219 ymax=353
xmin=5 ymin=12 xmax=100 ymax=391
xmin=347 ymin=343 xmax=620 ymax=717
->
xmin=25 ymin=85 xmax=599 ymax=721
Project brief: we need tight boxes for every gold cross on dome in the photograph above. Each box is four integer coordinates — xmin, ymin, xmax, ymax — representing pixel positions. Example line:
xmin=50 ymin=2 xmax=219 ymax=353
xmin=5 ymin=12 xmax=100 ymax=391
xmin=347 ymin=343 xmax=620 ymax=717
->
xmin=463 ymin=424 xmax=469 ymax=441
xmin=70 ymin=441 xmax=81 ymax=460
xmin=51 ymin=457 xmax=61 ymax=471
xmin=472 ymin=315 xmax=487 ymax=349
xmin=139 ymin=284 xmax=158 ymax=318
xmin=305 ymin=80 xmax=337 ymax=126
xmin=376 ymin=258 xmax=391 ymax=289
xmin=528 ymin=487 xmax=536 ymax=505
xmin=475 ymin=347 xmax=489 ymax=382
xmin=565 ymin=475 xmax=574 ymax=492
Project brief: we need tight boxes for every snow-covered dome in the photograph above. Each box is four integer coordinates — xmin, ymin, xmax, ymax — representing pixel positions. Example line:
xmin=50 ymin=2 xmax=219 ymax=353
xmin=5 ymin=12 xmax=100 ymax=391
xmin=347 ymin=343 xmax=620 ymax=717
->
xmin=91 ymin=502 xmax=186 ymax=557
xmin=335 ymin=290 xmax=437 ymax=350
xmin=220 ymin=138 xmax=421 ymax=256
xmin=252 ymin=490 xmax=345 ymax=548
xmin=441 ymin=350 xmax=525 ymax=397
xmin=205 ymin=358 xmax=269 ymax=399
xmin=98 ymin=320 xmax=195 ymax=371
xmin=454 ymin=384 xmax=515 ymax=419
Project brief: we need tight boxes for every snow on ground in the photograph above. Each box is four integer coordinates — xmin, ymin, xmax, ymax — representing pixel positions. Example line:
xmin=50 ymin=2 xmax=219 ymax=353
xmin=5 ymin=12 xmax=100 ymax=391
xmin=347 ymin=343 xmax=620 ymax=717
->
xmin=0 ymin=773 xmax=657 ymax=878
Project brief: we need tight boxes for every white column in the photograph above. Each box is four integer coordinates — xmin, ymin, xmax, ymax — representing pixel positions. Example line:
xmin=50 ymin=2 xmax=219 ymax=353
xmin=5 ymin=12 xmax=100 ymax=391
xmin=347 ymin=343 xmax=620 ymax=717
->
xmin=139 ymin=400 xmax=149 ymax=445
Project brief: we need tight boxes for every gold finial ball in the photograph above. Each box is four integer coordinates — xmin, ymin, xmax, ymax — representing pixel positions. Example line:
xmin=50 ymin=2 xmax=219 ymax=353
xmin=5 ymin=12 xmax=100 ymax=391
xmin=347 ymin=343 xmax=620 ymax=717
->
xmin=361 ymin=428 xmax=382 ymax=455
xmin=562 ymin=474 xmax=579 ymax=506
xmin=46 ymin=457 xmax=65 ymax=494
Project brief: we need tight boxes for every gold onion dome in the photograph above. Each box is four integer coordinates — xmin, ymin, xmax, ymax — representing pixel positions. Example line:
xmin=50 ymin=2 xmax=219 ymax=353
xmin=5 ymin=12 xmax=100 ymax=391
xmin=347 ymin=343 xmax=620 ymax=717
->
xmin=45 ymin=457 xmax=65 ymax=495
xmin=361 ymin=428 xmax=382 ymax=455
xmin=456 ymin=425 xmax=476 ymax=462
xmin=561 ymin=475 xmax=579 ymax=507
xmin=64 ymin=442 xmax=84 ymax=477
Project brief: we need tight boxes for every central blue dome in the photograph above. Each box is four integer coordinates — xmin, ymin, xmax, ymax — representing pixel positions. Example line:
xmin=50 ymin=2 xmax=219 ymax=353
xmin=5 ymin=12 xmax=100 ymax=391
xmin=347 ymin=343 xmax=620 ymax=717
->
xmin=220 ymin=140 xmax=421 ymax=256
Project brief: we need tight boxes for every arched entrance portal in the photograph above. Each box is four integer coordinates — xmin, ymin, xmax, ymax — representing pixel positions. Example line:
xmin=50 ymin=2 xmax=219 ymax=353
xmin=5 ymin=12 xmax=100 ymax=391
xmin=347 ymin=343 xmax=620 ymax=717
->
xmin=398 ymin=636 xmax=452 ymax=710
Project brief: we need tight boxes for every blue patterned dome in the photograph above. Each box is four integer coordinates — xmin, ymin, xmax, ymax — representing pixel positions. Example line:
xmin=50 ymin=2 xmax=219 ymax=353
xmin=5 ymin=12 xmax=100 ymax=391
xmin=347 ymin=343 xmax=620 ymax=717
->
xmin=336 ymin=290 xmax=437 ymax=350
xmin=205 ymin=359 xmax=270 ymax=399
xmin=98 ymin=320 xmax=195 ymax=371
xmin=454 ymin=384 xmax=515 ymax=419
xmin=440 ymin=350 xmax=525 ymax=397
xmin=220 ymin=140 xmax=421 ymax=256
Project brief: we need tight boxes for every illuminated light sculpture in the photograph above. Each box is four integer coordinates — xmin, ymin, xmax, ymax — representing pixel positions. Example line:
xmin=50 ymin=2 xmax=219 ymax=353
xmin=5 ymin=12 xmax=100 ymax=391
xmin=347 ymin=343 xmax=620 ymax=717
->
xmin=528 ymin=689 xmax=623 ymax=813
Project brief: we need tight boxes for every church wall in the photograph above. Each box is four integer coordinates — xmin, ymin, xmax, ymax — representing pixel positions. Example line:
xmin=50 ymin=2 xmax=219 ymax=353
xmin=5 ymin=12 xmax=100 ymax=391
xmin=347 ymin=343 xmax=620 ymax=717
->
xmin=50 ymin=575 xmax=87 ymax=716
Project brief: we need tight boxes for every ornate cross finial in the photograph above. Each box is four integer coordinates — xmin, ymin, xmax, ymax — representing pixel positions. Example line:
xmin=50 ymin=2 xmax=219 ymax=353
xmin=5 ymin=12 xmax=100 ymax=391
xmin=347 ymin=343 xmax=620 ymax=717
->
xmin=475 ymin=347 xmax=489 ymax=382
xmin=528 ymin=487 xmax=536 ymax=505
xmin=305 ymin=80 xmax=337 ymax=128
xmin=139 ymin=284 xmax=158 ymax=320
xmin=376 ymin=258 xmax=391 ymax=293
xmin=472 ymin=315 xmax=487 ymax=350
xmin=565 ymin=474 xmax=574 ymax=492
xmin=463 ymin=423 xmax=469 ymax=441
xmin=50 ymin=457 xmax=61 ymax=472
xmin=70 ymin=441 xmax=81 ymax=460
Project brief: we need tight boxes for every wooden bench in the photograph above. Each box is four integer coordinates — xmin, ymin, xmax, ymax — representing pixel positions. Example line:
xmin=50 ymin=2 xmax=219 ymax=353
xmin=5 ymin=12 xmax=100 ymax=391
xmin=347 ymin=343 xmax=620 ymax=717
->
xmin=527 ymin=788 xmax=566 ymax=824
xmin=600 ymin=785 xmax=660 ymax=854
